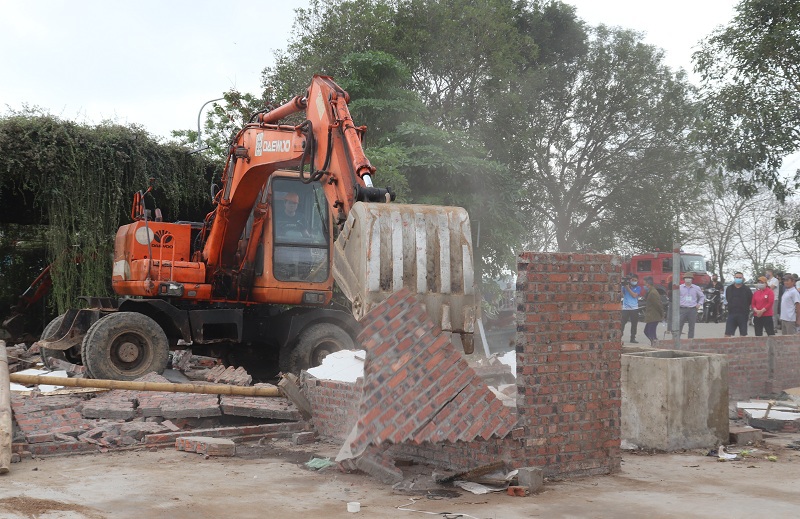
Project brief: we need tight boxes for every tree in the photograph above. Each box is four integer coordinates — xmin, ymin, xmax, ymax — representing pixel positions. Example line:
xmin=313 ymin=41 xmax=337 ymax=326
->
xmin=682 ymin=184 xmax=750 ymax=281
xmin=498 ymin=25 xmax=697 ymax=251
xmin=0 ymin=111 xmax=213 ymax=315
xmin=260 ymin=0 xmax=534 ymax=273
xmin=734 ymin=190 xmax=800 ymax=277
xmin=693 ymin=0 xmax=800 ymax=196
xmin=171 ymin=90 xmax=269 ymax=161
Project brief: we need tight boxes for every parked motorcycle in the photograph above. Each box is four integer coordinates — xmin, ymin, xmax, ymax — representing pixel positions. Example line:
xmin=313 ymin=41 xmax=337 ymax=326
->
xmin=702 ymin=288 xmax=723 ymax=323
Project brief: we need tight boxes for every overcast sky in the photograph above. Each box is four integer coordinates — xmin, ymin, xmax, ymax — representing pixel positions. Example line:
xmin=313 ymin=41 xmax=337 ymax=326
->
xmin=0 ymin=0 xmax=738 ymax=140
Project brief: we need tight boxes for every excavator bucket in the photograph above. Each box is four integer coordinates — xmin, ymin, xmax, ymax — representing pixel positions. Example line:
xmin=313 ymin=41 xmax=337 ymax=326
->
xmin=332 ymin=202 xmax=477 ymax=353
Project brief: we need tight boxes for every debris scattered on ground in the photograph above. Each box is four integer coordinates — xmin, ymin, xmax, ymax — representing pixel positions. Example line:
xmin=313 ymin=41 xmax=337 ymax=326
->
xmin=169 ymin=350 xmax=223 ymax=381
xmin=175 ymin=436 xmax=236 ymax=457
xmin=620 ymin=439 xmax=639 ymax=450
xmin=305 ymin=349 xmax=365 ymax=383
xmin=9 ymin=369 xmax=67 ymax=393
xmin=717 ymin=445 xmax=739 ymax=461
xmin=305 ymin=457 xmax=335 ymax=470
xmin=204 ymin=365 xmax=253 ymax=386
xmin=2 ymin=344 xmax=38 ymax=373
xmin=737 ymin=399 xmax=800 ymax=433
xmin=453 ymin=480 xmax=506 ymax=494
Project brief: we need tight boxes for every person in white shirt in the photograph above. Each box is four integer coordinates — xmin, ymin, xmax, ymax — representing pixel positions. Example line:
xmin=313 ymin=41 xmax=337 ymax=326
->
xmin=779 ymin=274 xmax=800 ymax=335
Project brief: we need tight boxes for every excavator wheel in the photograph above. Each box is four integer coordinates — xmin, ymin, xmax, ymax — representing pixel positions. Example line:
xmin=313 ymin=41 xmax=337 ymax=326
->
xmin=81 ymin=312 xmax=169 ymax=381
xmin=40 ymin=314 xmax=83 ymax=370
xmin=284 ymin=323 xmax=355 ymax=374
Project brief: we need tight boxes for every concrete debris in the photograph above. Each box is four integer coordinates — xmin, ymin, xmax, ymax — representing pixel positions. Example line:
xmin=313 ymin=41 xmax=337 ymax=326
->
xmin=468 ymin=351 xmax=516 ymax=386
xmin=729 ymin=426 xmax=763 ymax=445
xmin=454 ymin=480 xmax=506 ymax=494
xmin=305 ymin=349 xmax=365 ymax=383
xmin=9 ymin=369 xmax=68 ymax=393
xmin=517 ymin=467 xmax=543 ymax=493
xmin=392 ymin=475 xmax=442 ymax=494
xmin=487 ymin=384 xmax=516 ymax=407
xmin=46 ymin=358 xmax=87 ymax=377
xmin=737 ymin=400 xmax=800 ymax=433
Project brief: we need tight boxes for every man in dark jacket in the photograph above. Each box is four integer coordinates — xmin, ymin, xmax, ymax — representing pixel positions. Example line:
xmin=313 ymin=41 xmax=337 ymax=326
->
xmin=725 ymin=271 xmax=753 ymax=336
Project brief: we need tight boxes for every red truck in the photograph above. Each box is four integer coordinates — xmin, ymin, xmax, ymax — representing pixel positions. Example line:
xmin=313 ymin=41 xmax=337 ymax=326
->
xmin=622 ymin=251 xmax=711 ymax=290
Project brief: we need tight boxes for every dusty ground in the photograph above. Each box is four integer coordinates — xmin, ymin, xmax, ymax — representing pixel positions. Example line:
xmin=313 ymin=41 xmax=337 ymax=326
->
xmin=1 ymin=433 xmax=799 ymax=519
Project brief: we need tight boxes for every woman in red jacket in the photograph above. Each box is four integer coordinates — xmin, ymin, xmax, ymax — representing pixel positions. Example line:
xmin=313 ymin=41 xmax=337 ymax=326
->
xmin=751 ymin=276 xmax=775 ymax=336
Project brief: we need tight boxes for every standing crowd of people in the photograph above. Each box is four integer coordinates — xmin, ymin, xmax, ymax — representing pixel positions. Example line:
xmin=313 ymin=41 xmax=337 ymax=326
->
xmin=621 ymin=268 xmax=800 ymax=344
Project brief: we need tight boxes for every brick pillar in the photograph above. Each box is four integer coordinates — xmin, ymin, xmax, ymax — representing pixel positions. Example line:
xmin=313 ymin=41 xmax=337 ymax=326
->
xmin=516 ymin=253 xmax=621 ymax=476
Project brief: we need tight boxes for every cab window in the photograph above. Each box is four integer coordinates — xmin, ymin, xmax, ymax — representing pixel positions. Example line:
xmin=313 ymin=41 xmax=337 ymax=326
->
xmin=271 ymin=178 xmax=329 ymax=283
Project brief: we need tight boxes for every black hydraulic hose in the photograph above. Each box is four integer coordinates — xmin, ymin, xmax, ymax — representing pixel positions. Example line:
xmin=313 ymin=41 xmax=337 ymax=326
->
xmin=298 ymin=120 xmax=328 ymax=184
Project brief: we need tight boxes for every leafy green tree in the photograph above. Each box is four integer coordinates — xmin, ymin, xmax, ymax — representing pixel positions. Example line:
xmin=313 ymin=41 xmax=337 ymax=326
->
xmin=0 ymin=111 xmax=213 ymax=316
xmin=497 ymin=25 xmax=697 ymax=251
xmin=693 ymin=0 xmax=800 ymax=196
xmin=171 ymin=90 xmax=269 ymax=161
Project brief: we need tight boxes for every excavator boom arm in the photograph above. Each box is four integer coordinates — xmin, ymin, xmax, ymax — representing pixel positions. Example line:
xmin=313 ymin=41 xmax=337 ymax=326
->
xmin=201 ymin=75 xmax=390 ymax=272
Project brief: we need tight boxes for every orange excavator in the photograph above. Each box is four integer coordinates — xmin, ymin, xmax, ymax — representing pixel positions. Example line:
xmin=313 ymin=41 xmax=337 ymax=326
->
xmin=36 ymin=75 xmax=476 ymax=380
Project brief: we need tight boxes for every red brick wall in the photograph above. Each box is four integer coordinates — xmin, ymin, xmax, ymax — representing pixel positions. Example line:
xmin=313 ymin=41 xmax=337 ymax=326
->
xmin=672 ymin=336 xmax=800 ymax=399
xmin=513 ymin=252 xmax=621 ymax=476
xmin=303 ymin=253 xmax=622 ymax=478
xmin=302 ymin=378 xmax=364 ymax=440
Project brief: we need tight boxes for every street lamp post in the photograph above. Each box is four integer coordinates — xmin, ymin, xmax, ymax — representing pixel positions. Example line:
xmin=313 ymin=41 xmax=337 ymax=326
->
xmin=189 ymin=97 xmax=224 ymax=154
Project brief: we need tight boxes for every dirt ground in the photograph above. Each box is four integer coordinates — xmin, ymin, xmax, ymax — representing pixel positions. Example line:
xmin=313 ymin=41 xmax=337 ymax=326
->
xmin=2 ymin=432 xmax=799 ymax=519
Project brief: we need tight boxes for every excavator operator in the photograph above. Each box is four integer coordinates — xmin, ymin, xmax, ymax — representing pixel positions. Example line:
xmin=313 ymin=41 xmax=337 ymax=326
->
xmin=276 ymin=191 xmax=308 ymax=238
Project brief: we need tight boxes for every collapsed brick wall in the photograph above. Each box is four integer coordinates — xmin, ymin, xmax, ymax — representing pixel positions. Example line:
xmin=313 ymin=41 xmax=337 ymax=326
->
xmin=672 ymin=336 xmax=800 ymax=399
xmin=304 ymin=252 xmax=622 ymax=478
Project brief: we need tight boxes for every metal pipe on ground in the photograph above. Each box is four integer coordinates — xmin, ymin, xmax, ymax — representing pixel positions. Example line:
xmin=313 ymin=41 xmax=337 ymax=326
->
xmin=8 ymin=373 xmax=283 ymax=397
xmin=1 ymin=342 xmax=12 ymax=474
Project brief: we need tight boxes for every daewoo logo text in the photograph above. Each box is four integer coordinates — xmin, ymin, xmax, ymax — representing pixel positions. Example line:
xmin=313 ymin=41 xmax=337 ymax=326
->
xmin=262 ymin=139 xmax=291 ymax=153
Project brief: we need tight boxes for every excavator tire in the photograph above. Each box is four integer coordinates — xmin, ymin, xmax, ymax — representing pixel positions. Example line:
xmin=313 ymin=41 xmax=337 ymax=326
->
xmin=285 ymin=323 xmax=355 ymax=374
xmin=81 ymin=312 xmax=169 ymax=381
xmin=40 ymin=314 xmax=66 ymax=369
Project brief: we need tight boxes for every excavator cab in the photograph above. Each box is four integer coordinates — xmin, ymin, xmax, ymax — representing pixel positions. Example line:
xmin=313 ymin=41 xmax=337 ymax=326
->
xmin=270 ymin=177 xmax=330 ymax=284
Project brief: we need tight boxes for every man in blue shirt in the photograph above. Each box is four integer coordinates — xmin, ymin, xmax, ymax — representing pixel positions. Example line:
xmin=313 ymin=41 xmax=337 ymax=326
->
xmin=622 ymin=274 xmax=642 ymax=343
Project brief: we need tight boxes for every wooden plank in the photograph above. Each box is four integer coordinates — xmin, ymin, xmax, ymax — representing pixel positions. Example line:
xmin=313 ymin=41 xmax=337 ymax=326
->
xmin=1 ymin=342 xmax=12 ymax=473
xmin=278 ymin=373 xmax=313 ymax=420
xmin=9 ymin=373 xmax=282 ymax=397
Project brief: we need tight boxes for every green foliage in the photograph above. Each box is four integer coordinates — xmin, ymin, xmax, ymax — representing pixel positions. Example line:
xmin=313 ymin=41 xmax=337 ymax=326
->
xmin=172 ymin=89 xmax=270 ymax=161
xmin=693 ymin=0 xmax=800 ymax=195
xmin=0 ymin=111 xmax=215 ymax=315
xmin=0 ymin=224 xmax=49 ymax=334
xmin=261 ymin=0 xmax=539 ymax=273
xmin=497 ymin=25 xmax=697 ymax=251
